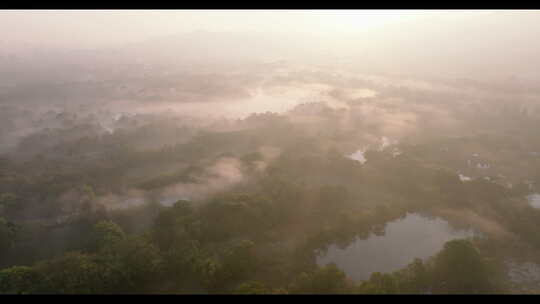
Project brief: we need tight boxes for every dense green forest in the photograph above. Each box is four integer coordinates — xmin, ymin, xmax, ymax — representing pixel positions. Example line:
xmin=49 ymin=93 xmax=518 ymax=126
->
xmin=3 ymin=11 xmax=540 ymax=292
xmin=1 ymin=94 xmax=540 ymax=294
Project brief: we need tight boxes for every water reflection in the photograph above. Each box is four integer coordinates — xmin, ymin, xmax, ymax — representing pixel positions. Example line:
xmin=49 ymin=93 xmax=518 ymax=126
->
xmin=527 ymin=194 xmax=540 ymax=209
xmin=317 ymin=213 xmax=474 ymax=281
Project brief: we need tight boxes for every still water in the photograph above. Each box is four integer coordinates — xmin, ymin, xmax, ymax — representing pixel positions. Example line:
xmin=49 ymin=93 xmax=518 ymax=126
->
xmin=317 ymin=213 xmax=475 ymax=281
xmin=527 ymin=194 xmax=540 ymax=209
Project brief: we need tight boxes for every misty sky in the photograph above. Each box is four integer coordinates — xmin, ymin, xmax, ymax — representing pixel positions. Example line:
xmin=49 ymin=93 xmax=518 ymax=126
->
xmin=0 ymin=10 xmax=497 ymax=49
xmin=2 ymin=10 xmax=540 ymax=81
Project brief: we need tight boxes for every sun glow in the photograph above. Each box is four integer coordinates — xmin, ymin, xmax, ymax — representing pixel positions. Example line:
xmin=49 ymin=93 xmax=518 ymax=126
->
xmin=313 ymin=10 xmax=417 ymax=32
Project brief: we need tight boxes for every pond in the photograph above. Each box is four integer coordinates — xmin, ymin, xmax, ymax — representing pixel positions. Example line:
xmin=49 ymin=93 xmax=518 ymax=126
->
xmin=347 ymin=148 xmax=367 ymax=164
xmin=316 ymin=213 xmax=475 ymax=281
xmin=527 ymin=194 xmax=540 ymax=209
xmin=507 ymin=260 xmax=540 ymax=285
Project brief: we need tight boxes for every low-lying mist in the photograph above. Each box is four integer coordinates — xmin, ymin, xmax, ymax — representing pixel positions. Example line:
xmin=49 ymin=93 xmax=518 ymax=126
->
xmin=2 ymin=10 xmax=540 ymax=294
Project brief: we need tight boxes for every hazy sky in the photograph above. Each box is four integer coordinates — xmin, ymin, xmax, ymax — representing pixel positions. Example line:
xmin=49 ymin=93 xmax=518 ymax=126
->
xmin=0 ymin=10 xmax=492 ymax=49
xmin=2 ymin=9 xmax=540 ymax=81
